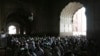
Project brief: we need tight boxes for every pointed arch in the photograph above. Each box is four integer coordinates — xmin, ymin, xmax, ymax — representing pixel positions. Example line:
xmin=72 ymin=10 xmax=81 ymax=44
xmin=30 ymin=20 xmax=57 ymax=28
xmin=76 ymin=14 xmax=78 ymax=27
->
xmin=60 ymin=2 xmax=87 ymax=36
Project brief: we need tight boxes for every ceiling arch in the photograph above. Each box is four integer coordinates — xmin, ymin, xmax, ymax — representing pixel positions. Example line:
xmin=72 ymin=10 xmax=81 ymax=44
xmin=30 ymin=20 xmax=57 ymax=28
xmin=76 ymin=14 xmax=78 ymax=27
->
xmin=60 ymin=2 xmax=83 ymax=23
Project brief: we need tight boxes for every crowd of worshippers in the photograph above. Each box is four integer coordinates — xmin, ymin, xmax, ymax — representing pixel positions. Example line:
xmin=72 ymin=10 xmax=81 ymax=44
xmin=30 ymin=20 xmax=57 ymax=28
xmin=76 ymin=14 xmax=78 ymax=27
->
xmin=6 ymin=35 xmax=92 ymax=56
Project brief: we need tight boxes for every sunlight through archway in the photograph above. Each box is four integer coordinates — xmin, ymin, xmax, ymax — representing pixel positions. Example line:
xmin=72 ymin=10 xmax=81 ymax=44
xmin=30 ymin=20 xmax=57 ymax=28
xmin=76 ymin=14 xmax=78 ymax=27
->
xmin=8 ymin=25 xmax=17 ymax=34
xmin=60 ymin=2 xmax=87 ymax=36
xmin=73 ymin=7 xmax=86 ymax=36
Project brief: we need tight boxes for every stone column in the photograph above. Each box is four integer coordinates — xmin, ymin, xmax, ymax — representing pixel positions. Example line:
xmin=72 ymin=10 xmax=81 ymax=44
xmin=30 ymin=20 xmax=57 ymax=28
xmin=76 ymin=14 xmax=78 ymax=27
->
xmin=85 ymin=2 xmax=95 ymax=39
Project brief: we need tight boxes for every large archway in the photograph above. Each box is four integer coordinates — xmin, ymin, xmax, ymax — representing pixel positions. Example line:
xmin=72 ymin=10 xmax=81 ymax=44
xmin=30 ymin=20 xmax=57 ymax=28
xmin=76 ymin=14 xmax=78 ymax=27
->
xmin=60 ymin=2 xmax=87 ymax=36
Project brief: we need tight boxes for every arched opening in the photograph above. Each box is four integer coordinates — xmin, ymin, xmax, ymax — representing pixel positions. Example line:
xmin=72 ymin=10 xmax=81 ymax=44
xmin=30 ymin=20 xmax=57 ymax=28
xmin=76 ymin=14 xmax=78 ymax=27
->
xmin=73 ymin=7 xmax=86 ymax=36
xmin=60 ymin=2 xmax=87 ymax=36
xmin=8 ymin=25 xmax=17 ymax=34
xmin=6 ymin=10 xmax=33 ymax=35
xmin=6 ymin=22 xmax=20 ymax=35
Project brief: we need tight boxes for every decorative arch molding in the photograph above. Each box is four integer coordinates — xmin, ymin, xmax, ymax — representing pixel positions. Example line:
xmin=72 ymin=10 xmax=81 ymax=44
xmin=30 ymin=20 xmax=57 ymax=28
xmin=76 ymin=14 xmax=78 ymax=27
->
xmin=60 ymin=2 xmax=83 ymax=21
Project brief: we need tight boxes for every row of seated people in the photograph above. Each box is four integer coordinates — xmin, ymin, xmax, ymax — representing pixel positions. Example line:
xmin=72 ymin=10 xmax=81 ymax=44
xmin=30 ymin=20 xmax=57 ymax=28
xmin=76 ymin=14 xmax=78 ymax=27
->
xmin=6 ymin=35 xmax=90 ymax=56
